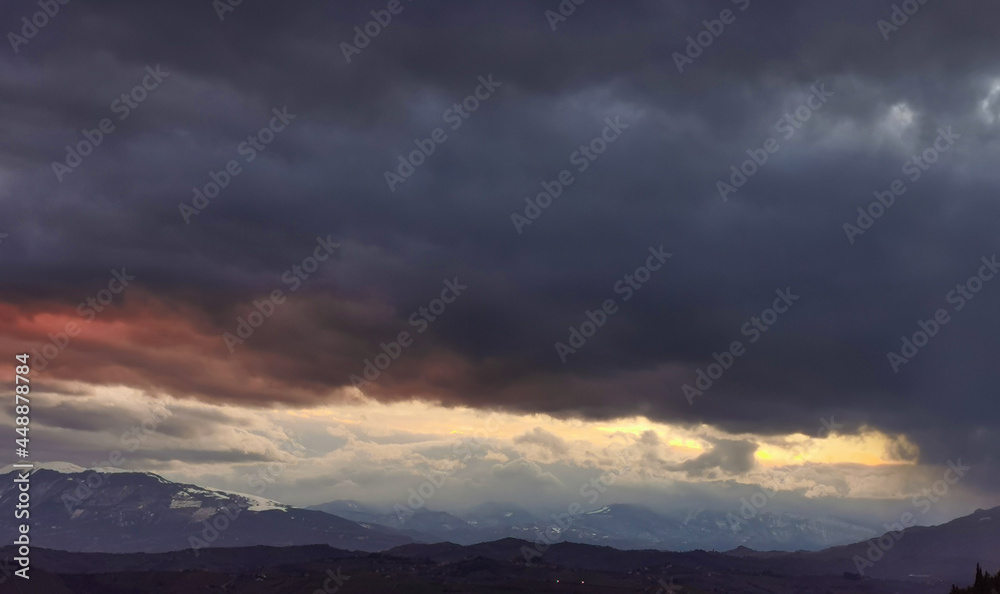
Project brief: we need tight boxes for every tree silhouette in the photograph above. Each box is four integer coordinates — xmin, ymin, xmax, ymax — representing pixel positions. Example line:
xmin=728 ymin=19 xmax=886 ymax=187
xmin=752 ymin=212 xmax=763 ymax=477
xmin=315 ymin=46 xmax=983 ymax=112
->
xmin=949 ymin=564 xmax=1000 ymax=594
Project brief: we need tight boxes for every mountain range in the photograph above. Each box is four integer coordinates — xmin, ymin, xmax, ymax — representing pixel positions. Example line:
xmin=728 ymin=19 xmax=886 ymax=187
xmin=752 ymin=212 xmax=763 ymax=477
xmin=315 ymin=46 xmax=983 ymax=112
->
xmin=0 ymin=463 xmax=412 ymax=554
xmin=309 ymin=497 xmax=879 ymax=551
xmin=2 ymin=463 xmax=997 ymax=589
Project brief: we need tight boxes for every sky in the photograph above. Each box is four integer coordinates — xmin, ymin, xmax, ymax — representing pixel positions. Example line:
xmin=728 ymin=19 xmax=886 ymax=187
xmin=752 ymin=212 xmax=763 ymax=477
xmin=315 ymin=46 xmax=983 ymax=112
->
xmin=1 ymin=0 xmax=998 ymax=526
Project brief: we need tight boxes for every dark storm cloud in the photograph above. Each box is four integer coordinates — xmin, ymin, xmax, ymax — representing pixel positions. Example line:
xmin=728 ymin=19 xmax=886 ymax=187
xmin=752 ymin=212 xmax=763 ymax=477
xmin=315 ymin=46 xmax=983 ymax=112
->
xmin=671 ymin=439 xmax=758 ymax=478
xmin=2 ymin=0 xmax=1000 ymax=491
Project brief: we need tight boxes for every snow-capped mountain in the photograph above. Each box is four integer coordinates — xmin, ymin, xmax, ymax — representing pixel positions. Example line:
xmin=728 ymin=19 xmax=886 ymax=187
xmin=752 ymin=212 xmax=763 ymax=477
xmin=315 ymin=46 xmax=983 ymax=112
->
xmin=0 ymin=464 xmax=412 ymax=553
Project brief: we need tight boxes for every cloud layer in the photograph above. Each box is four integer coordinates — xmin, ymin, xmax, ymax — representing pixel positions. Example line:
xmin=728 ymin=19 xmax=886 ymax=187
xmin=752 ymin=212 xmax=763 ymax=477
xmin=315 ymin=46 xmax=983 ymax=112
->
xmin=2 ymin=0 xmax=999 ymax=498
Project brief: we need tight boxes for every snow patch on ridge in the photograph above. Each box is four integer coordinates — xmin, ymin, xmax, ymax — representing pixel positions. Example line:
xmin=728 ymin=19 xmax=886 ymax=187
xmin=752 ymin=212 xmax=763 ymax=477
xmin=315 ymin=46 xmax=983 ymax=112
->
xmin=0 ymin=462 xmax=87 ymax=474
xmin=192 ymin=485 xmax=291 ymax=512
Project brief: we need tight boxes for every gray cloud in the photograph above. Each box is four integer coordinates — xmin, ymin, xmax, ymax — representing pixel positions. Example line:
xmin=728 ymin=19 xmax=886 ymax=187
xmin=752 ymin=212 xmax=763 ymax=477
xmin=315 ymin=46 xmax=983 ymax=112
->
xmin=514 ymin=427 xmax=571 ymax=455
xmin=672 ymin=439 xmax=758 ymax=478
xmin=1 ymin=0 xmax=999 ymax=497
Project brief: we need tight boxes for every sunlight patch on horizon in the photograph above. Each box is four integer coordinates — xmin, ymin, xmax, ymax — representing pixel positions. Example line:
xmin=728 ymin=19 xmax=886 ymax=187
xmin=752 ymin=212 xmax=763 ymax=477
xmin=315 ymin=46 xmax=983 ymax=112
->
xmin=279 ymin=396 xmax=914 ymax=470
